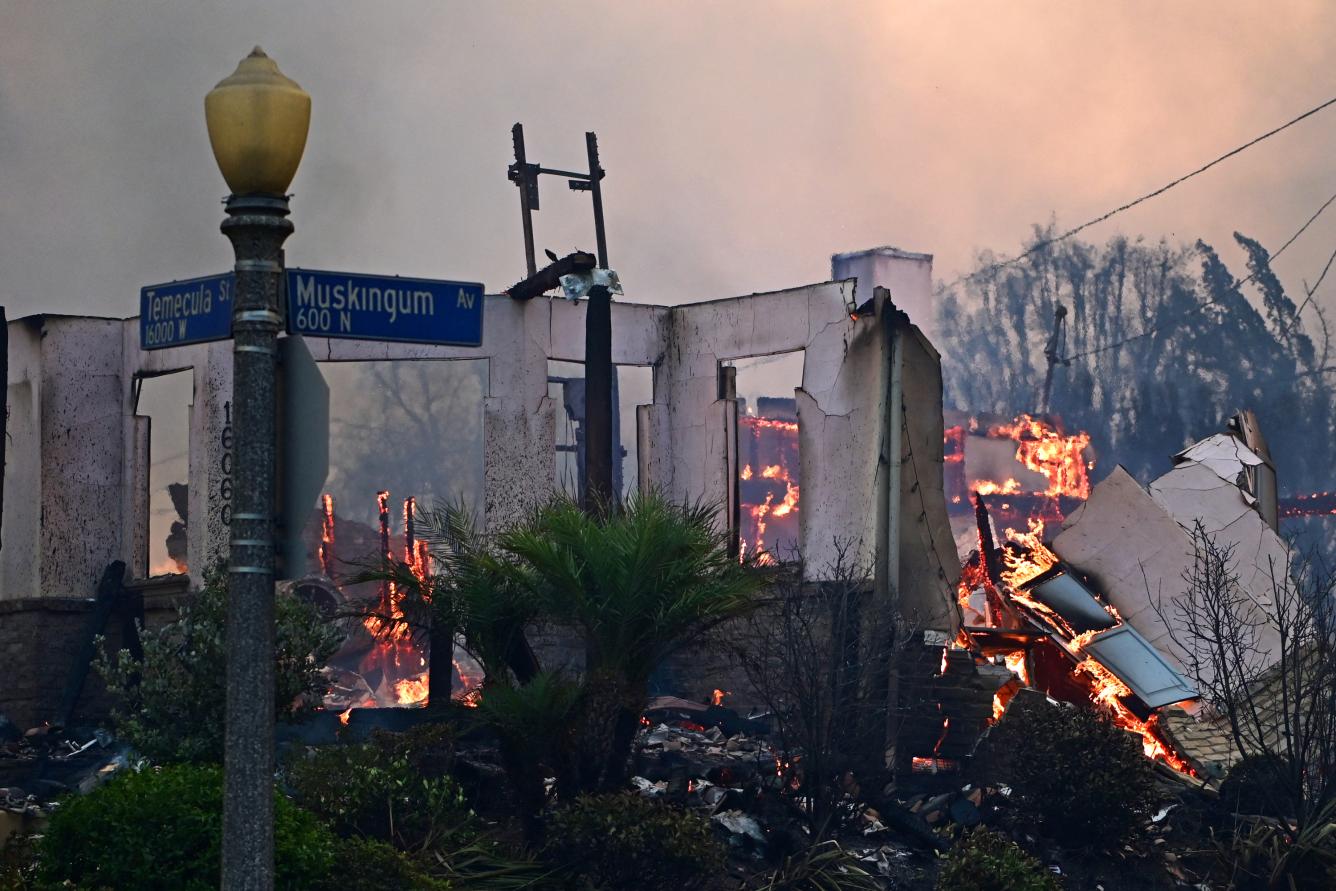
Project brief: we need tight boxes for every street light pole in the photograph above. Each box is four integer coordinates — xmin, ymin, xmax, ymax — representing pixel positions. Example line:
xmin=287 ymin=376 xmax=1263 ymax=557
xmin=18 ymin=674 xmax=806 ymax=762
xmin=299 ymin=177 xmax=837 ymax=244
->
xmin=220 ymin=194 xmax=291 ymax=889
xmin=205 ymin=47 xmax=309 ymax=891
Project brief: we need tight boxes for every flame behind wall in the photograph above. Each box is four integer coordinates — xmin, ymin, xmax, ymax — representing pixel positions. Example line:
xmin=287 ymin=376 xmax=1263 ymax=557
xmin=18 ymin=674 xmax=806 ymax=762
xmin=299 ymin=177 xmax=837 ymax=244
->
xmin=739 ymin=408 xmax=800 ymax=564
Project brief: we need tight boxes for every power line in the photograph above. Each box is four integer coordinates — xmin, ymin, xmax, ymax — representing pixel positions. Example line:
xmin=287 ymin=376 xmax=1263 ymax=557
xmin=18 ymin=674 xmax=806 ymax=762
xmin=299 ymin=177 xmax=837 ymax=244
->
xmin=1285 ymin=240 xmax=1336 ymax=336
xmin=938 ymin=94 xmax=1336 ymax=294
xmin=1062 ymin=187 xmax=1336 ymax=361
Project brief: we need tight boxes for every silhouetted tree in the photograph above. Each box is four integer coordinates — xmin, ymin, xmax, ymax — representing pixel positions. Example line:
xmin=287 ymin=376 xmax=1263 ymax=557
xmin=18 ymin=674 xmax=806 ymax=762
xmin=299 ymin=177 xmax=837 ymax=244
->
xmin=937 ymin=226 xmax=1334 ymax=508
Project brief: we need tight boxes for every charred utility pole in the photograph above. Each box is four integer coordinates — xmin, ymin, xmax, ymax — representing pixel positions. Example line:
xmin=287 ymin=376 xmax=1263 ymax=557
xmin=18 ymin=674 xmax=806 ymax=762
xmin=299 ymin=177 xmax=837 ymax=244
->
xmin=506 ymin=125 xmax=616 ymax=514
xmin=1039 ymin=304 xmax=1069 ymax=415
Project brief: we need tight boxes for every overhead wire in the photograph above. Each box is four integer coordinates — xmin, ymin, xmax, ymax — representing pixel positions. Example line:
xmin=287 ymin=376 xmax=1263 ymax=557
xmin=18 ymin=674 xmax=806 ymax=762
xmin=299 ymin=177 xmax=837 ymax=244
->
xmin=937 ymin=94 xmax=1336 ymax=295
xmin=1062 ymin=187 xmax=1336 ymax=361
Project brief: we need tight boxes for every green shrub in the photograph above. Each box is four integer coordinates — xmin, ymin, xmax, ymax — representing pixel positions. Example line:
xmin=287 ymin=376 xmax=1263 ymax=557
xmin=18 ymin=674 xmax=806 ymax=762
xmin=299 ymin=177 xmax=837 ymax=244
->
xmin=38 ymin=763 xmax=334 ymax=891
xmin=936 ymin=827 xmax=1061 ymax=891
xmin=98 ymin=564 xmax=340 ymax=763
xmin=1000 ymin=703 xmax=1157 ymax=847
xmin=543 ymin=793 xmax=724 ymax=890
xmin=287 ymin=726 xmax=471 ymax=854
xmin=317 ymin=837 xmax=452 ymax=891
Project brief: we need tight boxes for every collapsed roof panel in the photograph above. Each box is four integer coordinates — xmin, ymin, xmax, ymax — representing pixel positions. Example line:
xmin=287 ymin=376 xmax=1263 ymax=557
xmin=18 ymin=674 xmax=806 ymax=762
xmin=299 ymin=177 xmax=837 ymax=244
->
xmin=1053 ymin=427 xmax=1288 ymax=686
xmin=1079 ymin=624 xmax=1198 ymax=708
xmin=1019 ymin=568 xmax=1118 ymax=634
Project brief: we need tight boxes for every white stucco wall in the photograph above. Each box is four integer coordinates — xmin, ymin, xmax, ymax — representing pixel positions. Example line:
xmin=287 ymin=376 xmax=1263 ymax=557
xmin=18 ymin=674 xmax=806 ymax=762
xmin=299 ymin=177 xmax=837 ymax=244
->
xmin=2 ymin=268 xmax=960 ymax=632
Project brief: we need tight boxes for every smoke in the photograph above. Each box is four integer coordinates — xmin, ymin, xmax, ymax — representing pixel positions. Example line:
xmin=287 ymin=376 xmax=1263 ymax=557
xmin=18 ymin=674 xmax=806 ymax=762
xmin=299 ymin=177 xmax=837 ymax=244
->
xmin=2 ymin=2 xmax=1335 ymax=326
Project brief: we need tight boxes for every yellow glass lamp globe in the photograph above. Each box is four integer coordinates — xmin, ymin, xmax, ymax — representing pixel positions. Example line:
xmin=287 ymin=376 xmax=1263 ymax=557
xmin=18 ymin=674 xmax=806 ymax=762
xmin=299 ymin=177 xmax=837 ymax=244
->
xmin=204 ymin=47 xmax=310 ymax=196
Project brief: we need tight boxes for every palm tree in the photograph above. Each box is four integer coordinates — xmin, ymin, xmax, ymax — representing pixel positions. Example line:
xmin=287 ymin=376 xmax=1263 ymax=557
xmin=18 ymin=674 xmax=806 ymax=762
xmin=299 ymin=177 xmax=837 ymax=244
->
xmin=361 ymin=492 xmax=762 ymax=835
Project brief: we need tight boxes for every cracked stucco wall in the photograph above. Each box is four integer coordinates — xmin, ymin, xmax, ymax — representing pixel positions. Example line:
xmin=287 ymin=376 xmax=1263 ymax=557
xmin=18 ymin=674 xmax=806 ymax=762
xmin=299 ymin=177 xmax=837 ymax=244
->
xmin=0 ymin=317 xmax=128 ymax=601
xmin=3 ymin=270 xmax=960 ymax=635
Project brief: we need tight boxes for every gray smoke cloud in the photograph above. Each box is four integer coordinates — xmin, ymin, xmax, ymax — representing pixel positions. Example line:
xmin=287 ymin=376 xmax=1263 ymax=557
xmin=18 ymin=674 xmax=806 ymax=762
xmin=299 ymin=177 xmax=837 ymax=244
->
xmin=2 ymin=2 xmax=1335 ymax=325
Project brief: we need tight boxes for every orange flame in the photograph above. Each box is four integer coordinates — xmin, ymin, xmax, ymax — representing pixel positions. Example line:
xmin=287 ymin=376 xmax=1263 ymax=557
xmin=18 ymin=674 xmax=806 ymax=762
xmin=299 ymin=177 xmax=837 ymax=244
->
xmin=974 ymin=478 xmax=1022 ymax=496
xmin=1003 ymin=651 xmax=1030 ymax=686
xmin=990 ymin=414 xmax=1092 ymax=499
xmin=999 ymin=518 xmax=1060 ymax=590
xmin=394 ymin=672 xmax=429 ymax=706
xmin=739 ymin=415 xmax=800 ymax=564
xmin=1075 ymin=657 xmax=1192 ymax=772
xmin=712 ymin=688 xmax=728 ymax=706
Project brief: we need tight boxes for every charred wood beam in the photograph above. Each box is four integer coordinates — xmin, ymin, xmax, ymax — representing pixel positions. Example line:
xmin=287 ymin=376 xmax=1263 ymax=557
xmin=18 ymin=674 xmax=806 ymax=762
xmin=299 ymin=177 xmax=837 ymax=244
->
xmin=973 ymin=494 xmax=1003 ymax=586
xmin=504 ymin=251 xmax=596 ymax=302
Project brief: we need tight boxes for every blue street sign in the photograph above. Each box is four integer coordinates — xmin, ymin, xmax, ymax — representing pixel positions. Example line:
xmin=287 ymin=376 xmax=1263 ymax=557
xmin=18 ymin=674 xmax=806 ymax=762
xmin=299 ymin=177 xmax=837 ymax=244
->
xmin=139 ymin=273 xmax=234 ymax=349
xmin=286 ymin=268 xmax=485 ymax=347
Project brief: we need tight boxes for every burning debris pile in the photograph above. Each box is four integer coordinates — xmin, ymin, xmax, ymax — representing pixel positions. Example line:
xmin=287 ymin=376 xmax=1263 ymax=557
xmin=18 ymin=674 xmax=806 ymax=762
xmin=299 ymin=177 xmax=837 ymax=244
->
xmin=954 ymin=505 xmax=1197 ymax=773
xmin=944 ymin=412 xmax=1093 ymax=554
xmin=304 ymin=491 xmax=484 ymax=715
xmin=938 ymin=413 xmax=1307 ymax=781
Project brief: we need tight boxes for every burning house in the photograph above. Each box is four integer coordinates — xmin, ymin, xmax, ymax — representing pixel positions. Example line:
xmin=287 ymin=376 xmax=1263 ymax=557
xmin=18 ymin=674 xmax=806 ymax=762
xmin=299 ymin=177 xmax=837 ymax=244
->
xmin=0 ymin=247 xmax=965 ymax=731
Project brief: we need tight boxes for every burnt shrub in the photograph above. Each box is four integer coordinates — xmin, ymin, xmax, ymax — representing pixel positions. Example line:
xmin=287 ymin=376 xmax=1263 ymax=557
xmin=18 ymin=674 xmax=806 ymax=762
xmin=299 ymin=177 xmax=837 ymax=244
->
xmin=543 ymin=793 xmax=724 ymax=890
xmin=936 ymin=827 xmax=1060 ymax=891
xmin=38 ymin=764 xmax=334 ymax=891
xmin=1217 ymin=753 xmax=1298 ymax=819
xmin=286 ymin=725 xmax=472 ymax=854
xmin=996 ymin=703 xmax=1157 ymax=847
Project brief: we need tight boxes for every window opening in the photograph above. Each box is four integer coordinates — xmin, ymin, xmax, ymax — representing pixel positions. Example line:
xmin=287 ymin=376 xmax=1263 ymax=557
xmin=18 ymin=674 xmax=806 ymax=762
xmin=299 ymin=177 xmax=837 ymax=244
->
xmin=725 ymin=351 xmax=804 ymax=564
xmin=135 ymin=369 xmax=193 ymax=577
xmin=308 ymin=358 xmax=487 ymax=711
xmin=548 ymin=361 xmax=649 ymax=502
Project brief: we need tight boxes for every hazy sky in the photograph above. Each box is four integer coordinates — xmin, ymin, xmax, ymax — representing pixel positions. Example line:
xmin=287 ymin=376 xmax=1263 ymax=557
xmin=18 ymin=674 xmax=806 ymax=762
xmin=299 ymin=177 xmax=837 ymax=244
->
xmin=3 ymin=2 xmax=1334 ymax=327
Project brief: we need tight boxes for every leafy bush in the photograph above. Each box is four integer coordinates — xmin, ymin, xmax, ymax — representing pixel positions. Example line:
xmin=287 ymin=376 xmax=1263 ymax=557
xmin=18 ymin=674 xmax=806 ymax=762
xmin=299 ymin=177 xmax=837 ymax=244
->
xmin=38 ymin=764 xmax=334 ymax=891
xmin=1214 ymin=797 xmax=1336 ymax=891
xmin=98 ymin=564 xmax=341 ymax=763
xmin=543 ymin=793 xmax=724 ymax=890
xmin=935 ymin=827 xmax=1061 ymax=891
xmin=1000 ymin=703 xmax=1157 ymax=847
xmin=286 ymin=725 xmax=471 ymax=854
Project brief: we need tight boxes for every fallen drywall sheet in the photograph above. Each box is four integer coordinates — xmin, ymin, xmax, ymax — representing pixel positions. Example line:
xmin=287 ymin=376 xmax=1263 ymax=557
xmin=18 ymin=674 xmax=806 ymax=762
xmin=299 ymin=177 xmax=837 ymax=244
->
xmin=1053 ymin=454 xmax=1286 ymax=686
